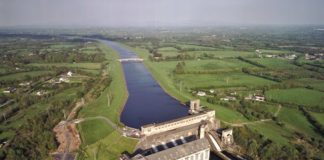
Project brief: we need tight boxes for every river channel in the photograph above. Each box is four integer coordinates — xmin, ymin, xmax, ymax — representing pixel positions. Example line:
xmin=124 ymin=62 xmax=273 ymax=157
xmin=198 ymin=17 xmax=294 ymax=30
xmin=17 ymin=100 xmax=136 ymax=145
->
xmin=101 ymin=40 xmax=188 ymax=129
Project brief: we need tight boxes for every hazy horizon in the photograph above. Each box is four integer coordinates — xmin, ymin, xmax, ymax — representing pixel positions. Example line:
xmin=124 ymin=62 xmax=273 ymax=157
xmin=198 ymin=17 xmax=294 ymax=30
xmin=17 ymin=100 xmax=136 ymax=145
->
xmin=1 ymin=0 xmax=324 ymax=27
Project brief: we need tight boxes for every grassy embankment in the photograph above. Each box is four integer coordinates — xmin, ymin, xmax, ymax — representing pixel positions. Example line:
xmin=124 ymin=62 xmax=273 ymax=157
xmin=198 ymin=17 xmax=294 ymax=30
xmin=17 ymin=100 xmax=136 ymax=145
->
xmin=76 ymin=43 xmax=137 ymax=160
xmin=125 ymin=45 xmax=249 ymax=123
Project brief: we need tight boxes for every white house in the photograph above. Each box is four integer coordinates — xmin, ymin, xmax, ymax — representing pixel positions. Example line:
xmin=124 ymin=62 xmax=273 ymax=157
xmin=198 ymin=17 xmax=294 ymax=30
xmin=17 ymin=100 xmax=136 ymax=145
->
xmin=67 ymin=71 xmax=73 ymax=77
xmin=59 ymin=77 xmax=70 ymax=83
xmin=197 ymin=91 xmax=206 ymax=97
xmin=220 ymin=96 xmax=236 ymax=101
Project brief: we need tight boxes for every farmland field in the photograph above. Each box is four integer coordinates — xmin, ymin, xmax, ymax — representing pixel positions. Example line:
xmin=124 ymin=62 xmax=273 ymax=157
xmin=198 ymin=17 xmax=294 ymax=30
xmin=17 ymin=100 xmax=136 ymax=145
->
xmin=278 ymin=107 xmax=318 ymax=138
xmin=27 ymin=62 xmax=101 ymax=70
xmin=265 ymin=88 xmax=324 ymax=108
xmin=311 ymin=112 xmax=324 ymax=126
xmin=249 ymin=58 xmax=299 ymax=69
xmin=0 ymin=70 xmax=54 ymax=81
xmin=175 ymin=72 xmax=276 ymax=88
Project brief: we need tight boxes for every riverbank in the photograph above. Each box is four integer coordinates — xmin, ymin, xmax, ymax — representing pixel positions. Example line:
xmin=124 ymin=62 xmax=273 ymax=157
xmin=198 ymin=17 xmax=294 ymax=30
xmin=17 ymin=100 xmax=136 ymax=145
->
xmin=123 ymin=45 xmax=249 ymax=124
xmin=76 ymin=42 xmax=137 ymax=160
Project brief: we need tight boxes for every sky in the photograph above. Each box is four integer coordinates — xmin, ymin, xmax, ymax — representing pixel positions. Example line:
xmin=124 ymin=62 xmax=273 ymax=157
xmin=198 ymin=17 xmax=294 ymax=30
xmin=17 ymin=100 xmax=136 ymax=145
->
xmin=0 ymin=0 xmax=323 ymax=27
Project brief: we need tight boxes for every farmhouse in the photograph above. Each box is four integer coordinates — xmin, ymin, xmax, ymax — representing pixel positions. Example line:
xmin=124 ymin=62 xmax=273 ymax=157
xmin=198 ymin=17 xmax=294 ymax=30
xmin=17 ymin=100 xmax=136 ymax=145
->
xmin=67 ymin=71 xmax=73 ymax=77
xmin=3 ymin=87 xmax=16 ymax=94
xmin=197 ymin=91 xmax=206 ymax=97
xmin=245 ymin=94 xmax=265 ymax=102
xmin=19 ymin=81 xmax=31 ymax=86
xmin=220 ymin=96 xmax=236 ymax=101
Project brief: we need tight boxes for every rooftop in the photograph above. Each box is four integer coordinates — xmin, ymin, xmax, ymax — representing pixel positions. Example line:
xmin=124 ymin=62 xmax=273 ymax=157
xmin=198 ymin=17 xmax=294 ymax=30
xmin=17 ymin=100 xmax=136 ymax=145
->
xmin=133 ymin=138 xmax=210 ymax=160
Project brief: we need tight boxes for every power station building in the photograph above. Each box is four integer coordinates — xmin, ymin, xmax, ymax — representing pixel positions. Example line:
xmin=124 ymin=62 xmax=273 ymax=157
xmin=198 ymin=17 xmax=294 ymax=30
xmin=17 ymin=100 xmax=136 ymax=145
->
xmin=121 ymin=100 xmax=235 ymax=160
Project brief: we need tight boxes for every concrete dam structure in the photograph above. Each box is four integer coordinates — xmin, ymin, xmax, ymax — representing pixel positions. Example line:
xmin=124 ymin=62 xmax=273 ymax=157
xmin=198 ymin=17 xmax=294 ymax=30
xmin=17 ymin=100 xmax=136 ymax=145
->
xmin=121 ymin=100 xmax=238 ymax=160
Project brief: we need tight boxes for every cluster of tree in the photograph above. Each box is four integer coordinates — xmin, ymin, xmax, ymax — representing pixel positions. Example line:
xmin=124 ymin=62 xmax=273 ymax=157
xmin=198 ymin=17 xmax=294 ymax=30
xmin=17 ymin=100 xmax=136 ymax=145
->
xmin=242 ymin=67 xmax=282 ymax=82
xmin=233 ymin=126 xmax=320 ymax=160
xmin=299 ymin=106 xmax=324 ymax=136
xmin=0 ymin=98 xmax=75 ymax=159
xmin=206 ymin=97 xmax=273 ymax=120
xmin=294 ymin=132 xmax=324 ymax=152
xmin=88 ymin=76 xmax=112 ymax=99
xmin=173 ymin=61 xmax=186 ymax=74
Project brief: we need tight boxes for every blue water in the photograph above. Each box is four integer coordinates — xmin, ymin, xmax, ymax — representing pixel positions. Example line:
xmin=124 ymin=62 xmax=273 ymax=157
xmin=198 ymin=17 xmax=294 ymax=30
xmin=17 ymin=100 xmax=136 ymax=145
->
xmin=101 ymin=40 xmax=188 ymax=129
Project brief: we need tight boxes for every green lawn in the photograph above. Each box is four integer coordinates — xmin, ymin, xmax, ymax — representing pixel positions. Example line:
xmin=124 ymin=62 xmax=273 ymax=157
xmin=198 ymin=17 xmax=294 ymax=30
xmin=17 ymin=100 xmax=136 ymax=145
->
xmin=265 ymin=88 xmax=324 ymax=108
xmin=0 ymin=70 xmax=54 ymax=81
xmin=78 ymin=119 xmax=114 ymax=145
xmin=80 ymin=131 xmax=137 ymax=160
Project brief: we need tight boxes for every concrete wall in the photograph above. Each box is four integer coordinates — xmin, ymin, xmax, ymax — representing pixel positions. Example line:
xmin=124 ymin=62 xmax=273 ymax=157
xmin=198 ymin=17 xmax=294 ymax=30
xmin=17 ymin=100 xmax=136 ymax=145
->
xmin=141 ymin=110 xmax=215 ymax=136
xmin=178 ymin=148 xmax=210 ymax=160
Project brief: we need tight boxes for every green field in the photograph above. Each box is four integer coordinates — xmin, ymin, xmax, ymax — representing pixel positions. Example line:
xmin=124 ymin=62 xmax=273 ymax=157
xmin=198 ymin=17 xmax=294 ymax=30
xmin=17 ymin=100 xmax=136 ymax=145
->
xmin=78 ymin=119 xmax=114 ymax=145
xmin=248 ymin=121 xmax=292 ymax=144
xmin=265 ymin=88 xmax=324 ymax=108
xmin=175 ymin=72 xmax=275 ymax=88
xmin=208 ymin=104 xmax=249 ymax=123
xmin=28 ymin=62 xmax=101 ymax=70
xmin=297 ymin=78 xmax=324 ymax=91
xmin=182 ymin=59 xmax=257 ymax=72
xmin=159 ymin=50 xmax=255 ymax=58
xmin=259 ymin=49 xmax=293 ymax=55
xmin=189 ymin=50 xmax=255 ymax=58
xmin=0 ymin=70 xmax=54 ymax=81
xmin=80 ymin=131 xmax=137 ymax=160
xmin=311 ymin=112 xmax=324 ymax=126
xmin=175 ymin=44 xmax=217 ymax=50
xmin=278 ymin=107 xmax=318 ymax=137
xmin=158 ymin=47 xmax=178 ymax=52
xmin=249 ymin=58 xmax=299 ymax=69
